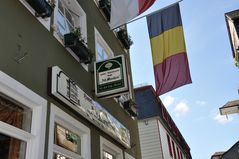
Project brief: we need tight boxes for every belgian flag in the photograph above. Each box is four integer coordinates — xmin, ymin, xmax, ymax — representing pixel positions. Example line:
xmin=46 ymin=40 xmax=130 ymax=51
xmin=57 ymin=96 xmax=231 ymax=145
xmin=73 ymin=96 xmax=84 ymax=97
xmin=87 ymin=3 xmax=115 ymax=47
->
xmin=147 ymin=3 xmax=192 ymax=96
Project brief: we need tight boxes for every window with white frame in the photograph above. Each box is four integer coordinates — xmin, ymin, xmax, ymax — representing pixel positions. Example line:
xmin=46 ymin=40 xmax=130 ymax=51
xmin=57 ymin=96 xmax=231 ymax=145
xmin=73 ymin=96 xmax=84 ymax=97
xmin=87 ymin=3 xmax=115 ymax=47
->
xmin=53 ymin=0 xmax=87 ymax=43
xmin=0 ymin=71 xmax=47 ymax=159
xmin=53 ymin=0 xmax=89 ymax=71
xmin=95 ymin=28 xmax=114 ymax=61
xmin=19 ymin=0 xmax=52 ymax=30
xmin=48 ymin=104 xmax=91 ymax=159
xmin=100 ymin=136 xmax=123 ymax=159
xmin=103 ymin=151 xmax=115 ymax=159
xmin=124 ymin=152 xmax=135 ymax=159
xmin=172 ymin=140 xmax=177 ymax=159
xmin=167 ymin=134 xmax=173 ymax=158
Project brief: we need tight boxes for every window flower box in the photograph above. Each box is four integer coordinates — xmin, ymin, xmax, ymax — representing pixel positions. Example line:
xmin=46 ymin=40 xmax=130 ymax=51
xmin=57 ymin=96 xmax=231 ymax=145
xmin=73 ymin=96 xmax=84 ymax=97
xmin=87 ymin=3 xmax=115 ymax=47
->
xmin=99 ymin=0 xmax=111 ymax=21
xmin=27 ymin=0 xmax=54 ymax=18
xmin=64 ymin=33 xmax=93 ymax=64
xmin=117 ymin=29 xmax=133 ymax=50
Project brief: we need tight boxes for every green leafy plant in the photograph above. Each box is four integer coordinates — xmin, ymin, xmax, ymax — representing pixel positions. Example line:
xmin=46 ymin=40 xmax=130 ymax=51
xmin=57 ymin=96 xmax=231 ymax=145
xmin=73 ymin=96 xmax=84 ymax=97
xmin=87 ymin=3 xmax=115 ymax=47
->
xmin=127 ymin=35 xmax=133 ymax=46
xmin=73 ymin=27 xmax=87 ymax=46
xmin=117 ymin=29 xmax=133 ymax=49
xmin=66 ymin=131 xmax=78 ymax=144
xmin=48 ymin=0 xmax=56 ymax=8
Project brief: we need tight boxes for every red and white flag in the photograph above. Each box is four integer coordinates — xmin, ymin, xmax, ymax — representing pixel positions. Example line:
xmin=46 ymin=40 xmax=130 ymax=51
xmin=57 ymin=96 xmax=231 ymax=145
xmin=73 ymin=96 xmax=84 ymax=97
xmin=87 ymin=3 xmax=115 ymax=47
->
xmin=110 ymin=0 xmax=156 ymax=29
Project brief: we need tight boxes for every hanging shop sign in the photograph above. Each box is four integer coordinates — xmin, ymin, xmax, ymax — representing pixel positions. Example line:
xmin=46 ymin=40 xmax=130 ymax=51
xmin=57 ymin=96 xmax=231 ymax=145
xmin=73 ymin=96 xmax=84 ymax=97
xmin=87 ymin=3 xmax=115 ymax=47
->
xmin=49 ymin=66 xmax=131 ymax=148
xmin=94 ymin=55 xmax=129 ymax=98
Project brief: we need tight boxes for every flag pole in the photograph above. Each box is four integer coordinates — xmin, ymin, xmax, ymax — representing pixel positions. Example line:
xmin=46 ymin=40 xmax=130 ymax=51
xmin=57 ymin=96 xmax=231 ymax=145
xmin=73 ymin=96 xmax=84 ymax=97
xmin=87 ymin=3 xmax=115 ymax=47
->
xmin=128 ymin=0 xmax=183 ymax=24
xmin=111 ymin=0 xmax=183 ymax=30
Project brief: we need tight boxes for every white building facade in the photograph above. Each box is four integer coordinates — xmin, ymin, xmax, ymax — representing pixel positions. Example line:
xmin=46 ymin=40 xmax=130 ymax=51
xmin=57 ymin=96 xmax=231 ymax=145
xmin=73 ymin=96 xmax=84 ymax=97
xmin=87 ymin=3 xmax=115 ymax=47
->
xmin=135 ymin=86 xmax=191 ymax=159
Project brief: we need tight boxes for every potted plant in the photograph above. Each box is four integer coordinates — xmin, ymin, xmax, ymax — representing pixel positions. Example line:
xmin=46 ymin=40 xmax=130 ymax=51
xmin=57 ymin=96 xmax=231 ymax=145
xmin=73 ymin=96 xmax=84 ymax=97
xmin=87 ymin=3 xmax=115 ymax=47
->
xmin=27 ymin=0 xmax=55 ymax=18
xmin=99 ymin=0 xmax=111 ymax=21
xmin=117 ymin=29 xmax=133 ymax=50
xmin=64 ymin=27 xmax=93 ymax=64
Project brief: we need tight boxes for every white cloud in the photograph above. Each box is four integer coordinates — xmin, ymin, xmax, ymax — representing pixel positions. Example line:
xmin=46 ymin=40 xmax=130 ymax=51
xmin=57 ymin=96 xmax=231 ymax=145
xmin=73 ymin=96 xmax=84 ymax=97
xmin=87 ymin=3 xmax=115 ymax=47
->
xmin=163 ymin=96 xmax=175 ymax=108
xmin=196 ymin=100 xmax=206 ymax=105
xmin=174 ymin=101 xmax=189 ymax=117
xmin=214 ymin=113 xmax=233 ymax=124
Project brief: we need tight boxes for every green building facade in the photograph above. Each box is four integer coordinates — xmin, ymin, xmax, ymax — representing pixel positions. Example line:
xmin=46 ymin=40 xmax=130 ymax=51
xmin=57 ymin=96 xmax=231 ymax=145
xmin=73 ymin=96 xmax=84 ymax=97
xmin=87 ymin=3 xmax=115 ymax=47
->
xmin=0 ymin=0 xmax=141 ymax=159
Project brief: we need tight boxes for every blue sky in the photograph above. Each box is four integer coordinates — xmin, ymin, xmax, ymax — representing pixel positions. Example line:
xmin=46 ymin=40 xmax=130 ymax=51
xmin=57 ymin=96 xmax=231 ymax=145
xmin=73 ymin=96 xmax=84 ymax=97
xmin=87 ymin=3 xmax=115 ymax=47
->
xmin=128 ymin=0 xmax=239 ymax=158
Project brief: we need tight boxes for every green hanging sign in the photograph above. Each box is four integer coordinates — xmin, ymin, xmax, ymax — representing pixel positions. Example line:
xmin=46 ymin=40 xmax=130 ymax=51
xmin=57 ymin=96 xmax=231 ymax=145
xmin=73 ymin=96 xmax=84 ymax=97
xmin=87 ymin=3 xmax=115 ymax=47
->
xmin=95 ymin=55 xmax=129 ymax=98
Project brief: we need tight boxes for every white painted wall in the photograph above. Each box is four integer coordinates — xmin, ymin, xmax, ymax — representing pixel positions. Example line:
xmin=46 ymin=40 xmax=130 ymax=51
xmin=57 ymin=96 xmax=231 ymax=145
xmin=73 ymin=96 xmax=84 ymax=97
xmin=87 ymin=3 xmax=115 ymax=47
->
xmin=138 ymin=119 xmax=164 ymax=159
xmin=138 ymin=118 xmax=188 ymax=159
xmin=157 ymin=120 xmax=172 ymax=159
xmin=157 ymin=120 xmax=187 ymax=159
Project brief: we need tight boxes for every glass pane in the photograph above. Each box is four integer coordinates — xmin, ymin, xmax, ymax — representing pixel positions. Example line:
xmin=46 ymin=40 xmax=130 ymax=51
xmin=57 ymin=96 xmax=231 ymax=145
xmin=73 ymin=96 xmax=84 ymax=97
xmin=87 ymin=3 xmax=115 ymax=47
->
xmin=0 ymin=96 xmax=32 ymax=132
xmin=54 ymin=153 xmax=71 ymax=159
xmin=96 ymin=43 xmax=109 ymax=61
xmin=57 ymin=11 xmax=67 ymax=36
xmin=65 ymin=20 xmax=74 ymax=33
xmin=55 ymin=124 xmax=81 ymax=155
xmin=0 ymin=133 xmax=27 ymax=159
xmin=103 ymin=151 xmax=115 ymax=159
xmin=96 ymin=43 xmax=104 ymax=61
xmin=65 ymin=9 xmax=74 ymax=26
xmin=58 ymin=0 xmax=64 ymax=13
xmin=57 ymin=5 xmax=74 ymax=36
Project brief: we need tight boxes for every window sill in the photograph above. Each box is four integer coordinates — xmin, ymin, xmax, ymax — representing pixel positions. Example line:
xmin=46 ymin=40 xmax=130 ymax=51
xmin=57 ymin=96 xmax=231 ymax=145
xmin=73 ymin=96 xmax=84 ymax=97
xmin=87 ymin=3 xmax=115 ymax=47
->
xmin=53 ymin=31 xmax=90 ymax=72
xmin=19 ymin=0 xmax=51 ymax=31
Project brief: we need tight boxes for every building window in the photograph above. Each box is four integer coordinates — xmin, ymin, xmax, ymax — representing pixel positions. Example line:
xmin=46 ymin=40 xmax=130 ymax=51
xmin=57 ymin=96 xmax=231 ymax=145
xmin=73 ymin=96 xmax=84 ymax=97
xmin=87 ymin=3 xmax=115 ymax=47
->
xmin=0 ymin=132 xmax=27 ymax=159
xmin=53 ymin=0 xmax=87 ymax=43
xmin=0 ymin=71 xmax=47 ymax=159
xmin=95 ymin=28 xmax=114 ymax=61
xmin=55 ymin=124 xmax=81 ymax=155
xmin=161 ymin=106 xmax=168 ymax=122
xmin=94 ymin=0 xmax=111 ymax=22
xmin=0 ymin=97 xmax=32 ymax=132
xmin=176 ymin=147 xmax=180 ymax=159
xmin=172 ymin=122 xmax=177 ymax=135
xmin=19 ymin=0 xmax=52 ymax=30
xmin=48 ymin=104 xmax=91 ymax=159
xmin=168 ymin=116 xmax=173 ymax=128
xmin=0 ymin=97 xmax=29 ymax=159
xmin=172 ymin=141 xmax=177 ymax=159
xmin=56 ymin=0 xmax=74 ymax=36
xmin=100 ymin=136 xmax=123 ymax=159
xmin=53 ymin=0 xmax=89 ymax=70
xmin=96 ymin=43 xmax=110 ymax=61
xmin=103 ymin=151 xmax=115 ymax=159
xmin=124 ymin=152 xmax=135 ymax=159
xmin=167 ymin=134 xmax=173 ymax=157
xmin=180 ymin=151 xmax=183 ymax=159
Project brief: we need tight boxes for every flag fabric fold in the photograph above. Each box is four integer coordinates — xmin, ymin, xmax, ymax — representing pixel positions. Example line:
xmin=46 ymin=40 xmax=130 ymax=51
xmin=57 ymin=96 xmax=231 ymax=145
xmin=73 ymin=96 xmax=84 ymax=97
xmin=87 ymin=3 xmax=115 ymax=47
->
xmin=110 ymin=0 xmax=155 ymax=29
xmin=147 ymin=3 xmax=192 ymax=96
